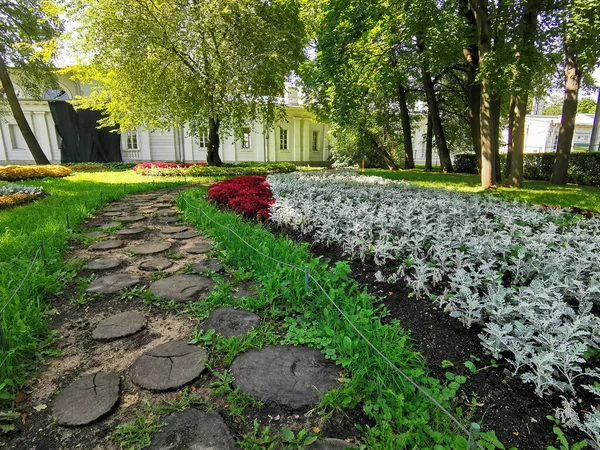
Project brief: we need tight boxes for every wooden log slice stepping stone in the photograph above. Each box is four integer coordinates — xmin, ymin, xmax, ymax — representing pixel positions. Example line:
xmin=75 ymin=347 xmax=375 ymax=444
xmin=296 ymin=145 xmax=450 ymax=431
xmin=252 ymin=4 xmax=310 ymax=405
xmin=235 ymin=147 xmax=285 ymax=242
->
xmin=148 ymin=409 xmax=237 ymax=450
xmin=52 ymin=373 xmax=120 ymax=426
xmin=230 ymin=346 xmax=339 ymax=408
xmin=139 ymin=258 xmax=173 ymax=271
xmin=115 ymin=227 xmax=145 ymax=238
xmin=83 ymin=231 xmax=109 ymax=239
xmin=130 ymin=341 xmax=207 ymax=391
xmin=306 ymin=439 xmax=357 ymax=449
xmin=231 ymin=281 xmax=258 ymax=299
xmin=92 ymin=311 xmax=145 ymax=340
xmin=104 ymin=206 xmax=128 ymax=212
xmin=117 ymin=215 xmax=145 ymax=223
xmin=171 ymin=231 xmax=199 ymax=240
xmin=154 ymin=203 xmax=172 ymax=209
xmin=186 ymin=242 xmax=212 ymax=254
xmin=191 ymin=259 xmax=223 ymax=273
xmin=89 ymin=240 xmax=124 ymax=251
xmin=130 ymin=242 xmax=172 ymax=255
xmin=150 ymin=274 xmax=215 ymax=302
xmin=199 ymin=308 xmax=260 ymax=338
xmin=161 ymin=226 xmax=188 ymax=234
xmin=86 ymin=257 xmax=123 ymax=270
xmin=159 ymin=216 xmax=178 ymax=224
xmin=86 ymin=273 xmax=139 ymax=294
xmin=103 ymin=212 xmax=123 ymax=217
xmin=155 ymin=210 xmax=176 ymax=217
xmin=101 ymin=222 xmax=122 ymax=229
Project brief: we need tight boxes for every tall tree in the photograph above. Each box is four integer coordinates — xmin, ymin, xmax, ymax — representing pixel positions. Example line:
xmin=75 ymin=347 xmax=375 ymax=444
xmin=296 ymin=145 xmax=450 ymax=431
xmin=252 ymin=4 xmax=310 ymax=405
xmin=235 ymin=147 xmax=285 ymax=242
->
xmin=68 ymin=0 xmax=306 ymax=166
xmin=0 ymin=0 xmax=61 ymax=164
xmin=551 ymin=0 xmax=600 ymax=184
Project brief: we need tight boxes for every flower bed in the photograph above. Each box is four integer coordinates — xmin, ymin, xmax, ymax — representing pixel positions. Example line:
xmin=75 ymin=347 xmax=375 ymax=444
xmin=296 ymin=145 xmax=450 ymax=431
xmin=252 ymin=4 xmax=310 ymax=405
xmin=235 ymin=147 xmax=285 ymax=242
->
xmin=132 ymin=162 xmax=207 ymax=176
xmin=0 ymin=165 xmax=71 ymax=181
xmin=267 ymin=170 xmax=600 ymax=443
xmin=208 ymin=176 xmax=273 ymax=220
xmin=0 ymin=184 xmax=46 ymax=209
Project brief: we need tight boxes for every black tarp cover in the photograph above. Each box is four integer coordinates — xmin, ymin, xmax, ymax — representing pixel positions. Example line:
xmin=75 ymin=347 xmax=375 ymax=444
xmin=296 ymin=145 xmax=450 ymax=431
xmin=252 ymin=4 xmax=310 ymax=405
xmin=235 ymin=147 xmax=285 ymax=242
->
xmin=48 ymin=101 xmax=122 ymax=163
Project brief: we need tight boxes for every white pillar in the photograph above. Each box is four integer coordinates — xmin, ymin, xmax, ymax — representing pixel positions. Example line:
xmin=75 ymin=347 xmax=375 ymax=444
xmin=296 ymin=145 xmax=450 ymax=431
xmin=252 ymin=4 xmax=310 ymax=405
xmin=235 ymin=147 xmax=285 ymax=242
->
xmin=293 ymin=117 xmax=301 ymax=162
xmin=302 ymin=118 xmax=310 ymax=163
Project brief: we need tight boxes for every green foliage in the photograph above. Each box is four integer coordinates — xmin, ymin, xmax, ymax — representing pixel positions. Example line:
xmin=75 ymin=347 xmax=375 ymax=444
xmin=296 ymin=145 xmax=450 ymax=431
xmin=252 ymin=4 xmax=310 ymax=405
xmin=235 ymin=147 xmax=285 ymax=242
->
xmin=66 ymin=0 xmax=307 ymax=142
xmin=454 ymin=152 xmax=600 ymax=188
xmin=546 ymin=415 xmax=589 ymax=450
xmin=150 ymin=162 xmax=298 ymax=178
xmin=0 ymin=0 xmax=61 ymax=99
xmin=239 ymin=419 xmax=278 ymax=450
xmin=544 ymin=97 xmax=597 ymax=115
xmin=280 ymin=427 xmax=318 ymax=449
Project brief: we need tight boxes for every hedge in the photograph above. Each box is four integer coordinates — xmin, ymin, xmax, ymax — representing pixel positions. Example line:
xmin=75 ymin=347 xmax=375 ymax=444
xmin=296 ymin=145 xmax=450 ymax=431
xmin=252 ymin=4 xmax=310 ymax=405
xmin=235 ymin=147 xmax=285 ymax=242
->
xmin=0 ymin=165 xmax=72 ymax=181
xmin=453 ymin=152 xmax=600 ymax=186
xmin=131 ymin=161 xmax=297 ymax=177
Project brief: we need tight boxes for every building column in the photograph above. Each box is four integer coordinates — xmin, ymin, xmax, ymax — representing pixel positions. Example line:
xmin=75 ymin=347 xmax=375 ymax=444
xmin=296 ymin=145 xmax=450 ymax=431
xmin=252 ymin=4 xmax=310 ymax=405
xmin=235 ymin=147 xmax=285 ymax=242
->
xmin=293 ymin=117 xmax=301 ymax=162
xmin=140 ymin=129 xmax=152 ymax=161
xmin=302 ymin=118 xmax=310 ymax=162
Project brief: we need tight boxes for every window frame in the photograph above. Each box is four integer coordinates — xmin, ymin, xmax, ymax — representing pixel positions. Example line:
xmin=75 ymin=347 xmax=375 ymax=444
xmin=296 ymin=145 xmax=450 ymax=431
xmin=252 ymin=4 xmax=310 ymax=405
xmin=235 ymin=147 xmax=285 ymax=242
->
xmin=279 ymin=127 xmax=288 ymax=151
xmin=125 ymin=130 xmax=139 ymax=150
xmin=241 ymin=127 xmax=251 ymax=150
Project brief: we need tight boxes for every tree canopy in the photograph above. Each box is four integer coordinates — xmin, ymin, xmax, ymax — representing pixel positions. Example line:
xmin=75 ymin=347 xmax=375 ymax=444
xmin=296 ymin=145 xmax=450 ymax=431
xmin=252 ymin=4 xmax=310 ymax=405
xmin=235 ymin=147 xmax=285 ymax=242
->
xmin=67 ymin=0 xmax=307 ymax=165
xmin=0 ymin=0 xmax=62 ymax=164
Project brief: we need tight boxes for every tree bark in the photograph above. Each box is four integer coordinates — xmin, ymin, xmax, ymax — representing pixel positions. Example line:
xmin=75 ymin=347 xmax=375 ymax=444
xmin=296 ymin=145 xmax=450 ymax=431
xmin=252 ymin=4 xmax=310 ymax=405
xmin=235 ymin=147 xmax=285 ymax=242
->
xmin=0 ymin=57 xmax=50 ymax=165
xmin=365 ymin=129 xmax=398 ymax=170
xmin=397 ymin=83 xmax=415 ymax=169
xmin=421 ymin=69 xmax=453 ymax=173
xmin=207 ymin=117 xmax=223 ymax=166
xmin=425 ymin=112 xmax=433 ymax=172
xmin=471 ymin=0 xmax=496 ymax=188
xmin=506 ymin=95 xmax=516 ymax=177
xmin=551 ymin=50 xmax=581 ymax=185
xmin=491 ymin=94 xmax=502 ymax=182
xmin=459 ymin=0 xmax=482 ymax=170
xmin=506 ymin=94 xmax=527 ymax=187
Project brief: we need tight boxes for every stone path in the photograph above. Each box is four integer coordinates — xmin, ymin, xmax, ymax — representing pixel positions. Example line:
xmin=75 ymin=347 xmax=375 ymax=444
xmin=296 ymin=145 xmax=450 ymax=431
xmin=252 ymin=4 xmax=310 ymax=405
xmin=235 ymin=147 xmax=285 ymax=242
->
xmin=6 ymin=188 xmax=355 ymax=448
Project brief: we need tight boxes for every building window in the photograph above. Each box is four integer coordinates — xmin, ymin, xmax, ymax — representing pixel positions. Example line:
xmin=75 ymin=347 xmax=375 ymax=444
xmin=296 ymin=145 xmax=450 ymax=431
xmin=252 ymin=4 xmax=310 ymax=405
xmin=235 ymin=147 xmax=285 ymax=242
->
xmin=279 ymin=128 xmax=288 ymax=150
xmin=312 ymin=131 xmax=319 ymax=151
xmin=126 ymin=130 xmax=139 ymax=150
xmin=242 ymin=127 xmax=251 ymax=149
xmin=198 ymin=131 xmax=208 ymax=148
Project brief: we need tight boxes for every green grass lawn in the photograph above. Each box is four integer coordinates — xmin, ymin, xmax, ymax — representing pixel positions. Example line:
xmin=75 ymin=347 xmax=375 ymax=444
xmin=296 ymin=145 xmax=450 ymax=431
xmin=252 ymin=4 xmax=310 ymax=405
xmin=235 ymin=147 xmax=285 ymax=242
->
xmin=363 ymin=168 xmax=600 ymax=211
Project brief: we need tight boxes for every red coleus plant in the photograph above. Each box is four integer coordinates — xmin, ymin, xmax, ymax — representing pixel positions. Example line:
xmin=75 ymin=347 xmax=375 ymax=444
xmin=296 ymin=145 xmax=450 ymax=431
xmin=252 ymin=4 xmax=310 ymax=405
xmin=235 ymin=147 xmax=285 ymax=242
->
xmin=207 ymin=176 xmax=274 ymax=220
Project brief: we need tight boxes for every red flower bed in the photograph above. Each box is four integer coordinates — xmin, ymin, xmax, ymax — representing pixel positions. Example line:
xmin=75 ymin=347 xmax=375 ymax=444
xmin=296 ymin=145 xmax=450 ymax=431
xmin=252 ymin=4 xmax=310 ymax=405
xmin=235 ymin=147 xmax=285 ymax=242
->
xmin=207 ymin=176 xmax=274 ymax=220
xmin=133 ymin=162 xmax=207 ymax=170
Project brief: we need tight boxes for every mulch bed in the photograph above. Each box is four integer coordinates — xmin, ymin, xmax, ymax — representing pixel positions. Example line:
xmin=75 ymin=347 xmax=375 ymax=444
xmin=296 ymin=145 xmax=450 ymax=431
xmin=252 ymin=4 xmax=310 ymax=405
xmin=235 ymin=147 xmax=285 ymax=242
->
xmin=269 ymin=223 xmax=587 ymax=450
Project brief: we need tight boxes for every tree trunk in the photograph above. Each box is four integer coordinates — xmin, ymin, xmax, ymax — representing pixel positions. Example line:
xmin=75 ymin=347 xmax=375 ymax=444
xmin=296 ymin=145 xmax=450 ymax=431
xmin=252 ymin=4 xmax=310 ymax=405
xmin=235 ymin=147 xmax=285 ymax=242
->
xmin=422 ymin=68 xmax=453 ymax=173
xmin=365 ymin=129 xmax=398 ymax=170
xmin=460 ymin=0 xmax=482 ymax=170
xmin=507 ymin=94 xmax=527 ymax=187
xmin=0 ymin=57 xmax=50 ymax=165
xmin=506 ymin=95 xmax=515 ymax=177
xmin=491 ymin=94 xmax=502 ymax=182
xmin=551 ymin=50 xmax=581 ymax=185
xmin=425 ymin=112 xmax=433 ymax=172
xmin=589 ymin=90 xmax=600 ymax=152
xmin=471 ymin=0 xmax=495 ymax=188
xmin=207 ymin=117 xmax=223 ymax=166
xmin=397 ymin=83 xmax=415 ymax=169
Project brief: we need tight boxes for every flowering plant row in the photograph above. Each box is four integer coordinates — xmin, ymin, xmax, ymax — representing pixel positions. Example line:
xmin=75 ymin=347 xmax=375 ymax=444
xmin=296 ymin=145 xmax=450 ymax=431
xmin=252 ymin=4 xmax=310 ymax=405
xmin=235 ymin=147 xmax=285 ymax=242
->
xmin=267 ymin=170 xmax=600 ymax=444
xmin=0 ymin=165 xmax=71 ymax=181
xmin=208 ymin=176 xmax=273 ymax=220
xmin=0 ymin=184 xmax=46 ymax=209
xmin=132 ymin=162 xmax=206 ymax=176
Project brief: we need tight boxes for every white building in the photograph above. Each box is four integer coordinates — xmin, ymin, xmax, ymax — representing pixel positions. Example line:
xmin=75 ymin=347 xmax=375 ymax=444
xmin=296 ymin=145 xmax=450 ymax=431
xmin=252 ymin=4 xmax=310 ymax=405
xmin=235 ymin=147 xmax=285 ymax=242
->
xmin=0 ymin=72 xmax=331 ymax=165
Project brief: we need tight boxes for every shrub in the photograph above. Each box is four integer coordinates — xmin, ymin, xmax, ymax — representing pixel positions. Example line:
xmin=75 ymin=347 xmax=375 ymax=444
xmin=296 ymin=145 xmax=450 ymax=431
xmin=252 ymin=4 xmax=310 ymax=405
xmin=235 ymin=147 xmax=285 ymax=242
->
xmin=208 ymin=176 xmax=273 ymax=220
xmin=0 ymin=193 xmax=41 ymax=209
xmin=186 ymin=162 xmax=296 ymax=177
xmin=453 ymin=152 xmax=600 ymax=187
xmin=0 ymin=165 xmax=71 ymax=181
xmin=453 ymin=154 xmax=479 ymax=174
xmin=132 ymin=162 xmax=207 ymax=176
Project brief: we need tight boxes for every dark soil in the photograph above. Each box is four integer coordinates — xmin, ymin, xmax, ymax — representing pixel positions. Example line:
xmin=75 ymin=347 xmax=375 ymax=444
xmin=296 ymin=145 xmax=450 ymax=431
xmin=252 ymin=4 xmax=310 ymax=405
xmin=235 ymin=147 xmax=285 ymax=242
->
xmin=270 ymin=224 xmax=587 ymax=450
